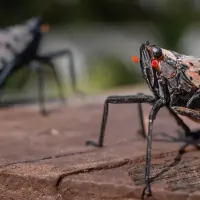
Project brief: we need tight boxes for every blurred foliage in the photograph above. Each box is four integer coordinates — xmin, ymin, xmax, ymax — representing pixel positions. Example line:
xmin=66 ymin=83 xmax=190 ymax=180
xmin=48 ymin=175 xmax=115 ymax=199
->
xmin=85 ymin=54 xmax=143 ymax=91
xmin=0 ymin=0 xmax=199 ymax=50
xmin=141 ymin=0 xmax=200 ymax=50
xmin=0 ymin=0 xmax=200 ymax=97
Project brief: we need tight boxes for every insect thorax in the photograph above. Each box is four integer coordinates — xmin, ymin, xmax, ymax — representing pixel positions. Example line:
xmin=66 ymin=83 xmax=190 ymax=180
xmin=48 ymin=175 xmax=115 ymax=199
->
xmin=165 ymin=70 xmax=197 ymax=107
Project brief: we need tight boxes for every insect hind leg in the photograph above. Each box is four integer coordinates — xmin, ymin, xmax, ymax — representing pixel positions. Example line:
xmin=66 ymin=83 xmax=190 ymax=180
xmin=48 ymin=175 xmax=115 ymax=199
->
xmin=175 ymin=137 xmax=200 ymax=162
xmin=186 ymin=89 xmax=200 ymax=108
xmin=172 ymin=106 xmax=200 ymax=140
xmin=29 ymin=61 xmax=47 ymax=116
xmin=172 ymin=106 xmax=200 ymax=121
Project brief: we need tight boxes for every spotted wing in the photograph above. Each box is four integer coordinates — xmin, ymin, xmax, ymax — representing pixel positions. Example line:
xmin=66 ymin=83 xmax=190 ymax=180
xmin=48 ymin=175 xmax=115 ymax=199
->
xmin=0 ymin=22 xmax=33 ymax=71
xmin=162 ymin=48 xmax=182 ymax=60
xmin=179 ymin=56 xmax=200 ymax=88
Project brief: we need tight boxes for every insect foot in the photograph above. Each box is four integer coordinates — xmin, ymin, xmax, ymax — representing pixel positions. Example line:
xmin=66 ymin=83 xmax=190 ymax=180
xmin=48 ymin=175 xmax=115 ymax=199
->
xmin=85 ymin=140 xmax=102 ymax=147
xmin=142 ymin=185 xmax=152 ymax=200
xmin=40 ymin=109 xmax=48 ymax=116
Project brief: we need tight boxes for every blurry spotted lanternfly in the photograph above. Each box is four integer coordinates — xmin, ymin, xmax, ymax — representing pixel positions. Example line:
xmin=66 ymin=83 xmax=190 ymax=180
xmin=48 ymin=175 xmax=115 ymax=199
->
xmin=0 ymin=17 xmax=81 ymax=115
xmin=85 ymin=41 xmax=200 ymax=199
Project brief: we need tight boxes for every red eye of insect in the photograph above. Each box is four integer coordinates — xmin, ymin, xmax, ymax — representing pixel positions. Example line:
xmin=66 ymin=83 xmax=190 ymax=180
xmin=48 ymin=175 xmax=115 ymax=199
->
xmin=151 ymin=60 xmax=158 ymax=68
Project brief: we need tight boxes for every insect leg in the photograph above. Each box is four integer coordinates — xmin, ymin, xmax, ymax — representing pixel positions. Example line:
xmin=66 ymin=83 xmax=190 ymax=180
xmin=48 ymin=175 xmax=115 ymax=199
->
xmin=40 ymin=58 xmax=65 ymax=104
xmin=42 ymin=49 xmax=79 ymax=94
xmin=186 ymin=89 xmax=200 ymax=108
xmin=174 ymin=142 xmax=200 ymax=162
xmin=166 ymin=106 xmax=191 ymax=134
xmin=142 ymin=99 xmax=165 ymax=199
xmin=30 ymin=61 xmax=47 ymax=116
xmin=138 ymin=102 xmax=147 ymax=138
xmin=137 ymin=83 xmax=190 ymax=139
xmin=156 ymin=78 xmax=191 ymax=135
xmin=0 ymin=62 xmax=15 ymax=87
xmin=66 ymin=50 xmax=77 ymax=94
xmin=49 ymin=61 xmax=65 ymax=103
xmin=85 ymin=94 xmax=156 ymax=147
xmin=171 ymin=106 xmax=200 ymax=150
xmin=137 ymin=102 xmax=191 ymax=140
xmin=138 ymin=76 xmax=191 ymax=138
xmin=172 ymin=106 xmax=200 ymax=120
xmin=174 ymin=143 xmax=189 ymax=161
xmin=136 ymin=92 xmax=152 ymax=138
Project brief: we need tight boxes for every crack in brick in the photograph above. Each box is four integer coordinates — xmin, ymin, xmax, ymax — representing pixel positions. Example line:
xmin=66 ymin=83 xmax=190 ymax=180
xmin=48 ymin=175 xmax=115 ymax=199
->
xmin=55 ymin=159 xmax=133 ymax=193
xmin=55 ymin=149 xmax=181 ymax=191
xmin=0 ymin=149 xmax=195 ymax=199
xmin=0 ymin=148 xmax=98 ymax=168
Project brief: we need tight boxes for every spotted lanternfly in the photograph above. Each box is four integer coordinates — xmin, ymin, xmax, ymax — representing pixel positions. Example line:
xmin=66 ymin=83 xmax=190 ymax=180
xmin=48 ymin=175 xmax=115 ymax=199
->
xmin=0 ymin=17 xmax=79 ymax=115
xmin=85 ymin=41 xmax=200 ymax=199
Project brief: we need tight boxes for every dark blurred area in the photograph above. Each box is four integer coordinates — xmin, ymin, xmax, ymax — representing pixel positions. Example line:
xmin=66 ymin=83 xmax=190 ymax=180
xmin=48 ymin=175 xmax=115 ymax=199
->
xmin=1 ymin=0 xmax=199 ymax=49
xmin=1 ymin=0 xmax=200 ymax=99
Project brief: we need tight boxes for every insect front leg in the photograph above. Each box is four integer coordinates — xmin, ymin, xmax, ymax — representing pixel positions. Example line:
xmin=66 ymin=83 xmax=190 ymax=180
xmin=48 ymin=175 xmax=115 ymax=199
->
xmin=158 ymin=78 xmax=191 ymax=136
xmin=142 ymin=99 xmax=165 ymax=199
xmin=85 ymin=94 xmax=156 ymax=147
xmin=136 ymin=78 xmax=167 ymax=139
xmin=136 ymin=78 xmax=168 ymax=139
xmin=137 ymin=78 xmax=178 ymax=139
xmin=137 ymin=103 xmax=191 ymax=139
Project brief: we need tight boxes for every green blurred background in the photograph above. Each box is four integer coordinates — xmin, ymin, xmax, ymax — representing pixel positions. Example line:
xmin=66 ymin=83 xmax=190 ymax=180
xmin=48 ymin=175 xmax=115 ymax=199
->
xmin=1 ymin=0 xmax=200 ymax=101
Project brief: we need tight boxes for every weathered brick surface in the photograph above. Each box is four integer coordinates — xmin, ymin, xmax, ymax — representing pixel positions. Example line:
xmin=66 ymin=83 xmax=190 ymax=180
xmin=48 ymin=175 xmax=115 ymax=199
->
xmin=0 ymin=87 xmax=199 ymax=199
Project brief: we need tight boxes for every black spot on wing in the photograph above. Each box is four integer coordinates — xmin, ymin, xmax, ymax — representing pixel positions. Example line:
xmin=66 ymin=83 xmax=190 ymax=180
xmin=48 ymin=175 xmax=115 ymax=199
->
xmin=190 ymin=76 xmax=193 ymax=81
xmin=189 ymin=62 xmax=194 ymax=66
xmin=180 ymin=64 xmax=188 ymax=71
xmin=198 ymin=71 xmax=200 ymax=75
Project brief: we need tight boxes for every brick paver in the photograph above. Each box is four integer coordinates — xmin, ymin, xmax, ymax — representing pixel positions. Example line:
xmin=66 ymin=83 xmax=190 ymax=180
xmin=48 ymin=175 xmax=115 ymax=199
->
xmin=0 ymin=86 xmax=199 ymax=199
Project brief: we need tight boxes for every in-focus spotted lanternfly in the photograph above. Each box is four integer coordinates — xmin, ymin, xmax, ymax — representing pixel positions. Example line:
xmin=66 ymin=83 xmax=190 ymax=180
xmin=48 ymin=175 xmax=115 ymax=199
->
xmin=0 ymin=17 xmax=78 ymax=115
xmin=86 ymin=41 xmax=200 ymax=199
